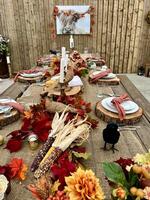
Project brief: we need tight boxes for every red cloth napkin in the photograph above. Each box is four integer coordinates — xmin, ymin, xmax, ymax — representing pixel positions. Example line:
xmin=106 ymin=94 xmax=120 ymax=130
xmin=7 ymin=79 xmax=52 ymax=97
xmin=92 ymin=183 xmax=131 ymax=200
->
xmin=111 ymin=94 xmax=130 ymax=120
xmin=14 ymin=67 xmax=42 ymax=81
xmin=91 ymin=69 xmax=112 ymax=82
xmin=0 ymin=102 xmax=24 ymax=113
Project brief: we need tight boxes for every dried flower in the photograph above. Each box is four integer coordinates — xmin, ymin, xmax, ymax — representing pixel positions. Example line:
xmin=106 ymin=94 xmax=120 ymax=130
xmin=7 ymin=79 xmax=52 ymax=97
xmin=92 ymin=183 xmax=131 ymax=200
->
xmin=143 ymin=187 xmax=150 ymax=199
xmin=133 ymin=150 xmax=150 ymax=165
xmin=0 ymin=175 xmax=9 ymax=200
xmin=65 ymin=167 xmax=105 ymax=200
xmin=112 ymin=187 xmax=127 ymax=200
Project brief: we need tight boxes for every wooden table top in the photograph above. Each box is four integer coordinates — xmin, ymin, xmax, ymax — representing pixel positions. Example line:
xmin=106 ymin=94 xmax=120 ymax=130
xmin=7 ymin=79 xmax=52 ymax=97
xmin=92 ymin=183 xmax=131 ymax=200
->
xmin=0 ymin=75 xmax=150 ymax=200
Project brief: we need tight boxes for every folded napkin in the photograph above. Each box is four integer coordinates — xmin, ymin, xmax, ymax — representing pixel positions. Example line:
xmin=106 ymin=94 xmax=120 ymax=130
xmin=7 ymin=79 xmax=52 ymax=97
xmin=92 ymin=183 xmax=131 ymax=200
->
xmin=68 ymin=76 xmax=83 ymax=87
xmin=14 ymin=67 xmax=43 ymax=81
xmin=91 ymin=69 xmax=111 ymax=82
xmin=0 ymin=101 xmax=24 ymax=113
xmin=111 ymin=94 xmax=130 ymax=120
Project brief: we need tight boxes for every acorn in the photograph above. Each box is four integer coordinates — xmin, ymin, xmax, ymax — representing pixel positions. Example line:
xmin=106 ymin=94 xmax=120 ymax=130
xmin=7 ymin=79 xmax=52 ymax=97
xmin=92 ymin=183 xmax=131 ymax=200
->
xmin=136 ymin=189 xmax=144 ymax=199
xmin=132 ymin=164 xmax=142 ymax=174
xmin=142 ymin=168 xmax=150 ymax=179
xmin=28 ymin=134 xmax=39 ymax=150
xmin=29 ymin=142 xmax=39 ymax=150
xmin=0 ymin=135 xmax=4 ymax=146
xmin=130 ymin=187 xmax=138 ymax=196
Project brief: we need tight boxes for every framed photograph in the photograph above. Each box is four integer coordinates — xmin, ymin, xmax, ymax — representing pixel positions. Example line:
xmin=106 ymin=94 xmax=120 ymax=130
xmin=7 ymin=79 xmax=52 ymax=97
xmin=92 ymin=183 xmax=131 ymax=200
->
xmin=56 ymin=5 xmax=91 ymax=35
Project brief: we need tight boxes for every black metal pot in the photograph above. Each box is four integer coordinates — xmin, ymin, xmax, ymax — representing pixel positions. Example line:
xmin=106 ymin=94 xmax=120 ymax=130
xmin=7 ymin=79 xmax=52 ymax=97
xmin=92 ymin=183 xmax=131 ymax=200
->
xmin=0 ymin=53 xmax=9 ymax=78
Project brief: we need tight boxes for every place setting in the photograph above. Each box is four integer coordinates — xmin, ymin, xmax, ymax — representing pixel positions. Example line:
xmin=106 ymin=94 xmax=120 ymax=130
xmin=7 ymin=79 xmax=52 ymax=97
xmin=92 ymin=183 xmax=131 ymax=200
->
xmin=0 ymin=97 xmax=24 ymax=127
xmin=14 ymin=68 xmax=47 ymax=83
xmin=89 ymin=65 xmax=120 ymax=85
xmin=95 ymin=94 xmax=143 ymax=124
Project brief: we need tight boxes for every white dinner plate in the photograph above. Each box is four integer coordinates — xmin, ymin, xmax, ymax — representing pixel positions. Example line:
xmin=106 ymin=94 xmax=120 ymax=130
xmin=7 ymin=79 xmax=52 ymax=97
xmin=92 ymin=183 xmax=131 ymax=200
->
xmin=51 ymin=75 xmax=60 ymax=81
xmin=101 ymin=73 xmax=116 ymax=79
xmin=0 ymin=98 xmax=16 ymax=114
xmin=101 ymin=98 xmax=139 ymax=114
xmin=20 ymin=71 xmax=43 ymax=78
xmin=105 ymin=97 xmax=136 ymax=111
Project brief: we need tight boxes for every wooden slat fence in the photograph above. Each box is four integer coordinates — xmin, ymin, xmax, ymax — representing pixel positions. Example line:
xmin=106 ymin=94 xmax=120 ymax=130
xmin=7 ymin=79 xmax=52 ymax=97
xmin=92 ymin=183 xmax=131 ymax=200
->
xmin=0 ymin=0 xmax=149 ymax=73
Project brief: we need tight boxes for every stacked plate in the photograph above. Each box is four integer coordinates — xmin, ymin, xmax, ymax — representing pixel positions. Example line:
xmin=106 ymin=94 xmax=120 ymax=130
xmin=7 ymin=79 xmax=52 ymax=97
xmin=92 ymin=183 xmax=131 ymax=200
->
xmin=92 ymin=71 xmax=116 ymax=79
xmin=101 ymin=97 xmax=139 ymax=114
xmin=0 ymin=98 xmax=16 ymax=114
xmin=20 ymin=71 xmax=44 ymax=78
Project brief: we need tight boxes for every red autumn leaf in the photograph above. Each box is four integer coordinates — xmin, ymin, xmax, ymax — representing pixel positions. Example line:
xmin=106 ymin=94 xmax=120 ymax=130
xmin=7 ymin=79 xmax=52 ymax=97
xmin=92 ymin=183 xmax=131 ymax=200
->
xmin=51 ymin=151 xmax=76 ymax=188
xmin=77 ymin=109 xmax=85 ymax=117
xmin=87 ymin=117 xmax=99 ymax=129
xmin=21 ymin=118 xmax=31 ymax=131
xmin=0 ymin=166 xmax=6 ymax=174
xmin=0 ymin=165 xmax=11 ymax=181
xmin=36 ymin=130 xmax=49 ymax=142
xmin=8 ymin=158 xmax=23 ymax=178
xmin=72 ymin=146 xmax=86 ymax=153
xmin=5 ymin=139 xmax=23 ymax=153
xmin=7 ymin=130 xmax=20 ymax=138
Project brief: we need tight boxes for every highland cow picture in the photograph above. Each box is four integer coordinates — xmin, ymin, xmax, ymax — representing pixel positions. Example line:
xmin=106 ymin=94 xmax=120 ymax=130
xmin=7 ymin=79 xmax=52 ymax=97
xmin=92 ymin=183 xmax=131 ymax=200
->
xmin=56 ymin=5 xmax=91 ymax=35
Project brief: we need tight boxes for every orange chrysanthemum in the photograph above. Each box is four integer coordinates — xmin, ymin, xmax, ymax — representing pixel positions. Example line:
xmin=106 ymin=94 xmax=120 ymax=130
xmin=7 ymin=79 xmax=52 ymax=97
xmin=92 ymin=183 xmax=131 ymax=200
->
xmin=65 ymin=167 xmax=105 ymax=200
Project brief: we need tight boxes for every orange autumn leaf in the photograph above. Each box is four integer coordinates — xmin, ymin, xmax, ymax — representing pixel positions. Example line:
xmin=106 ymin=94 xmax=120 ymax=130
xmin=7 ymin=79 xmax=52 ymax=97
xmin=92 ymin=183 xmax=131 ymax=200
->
xmin=17 ymin=163 xmax=28 ymax=180
xmin=24 ymin=110 xmax=33 ymax=119
xmin=8 ymin=158 xmax=28 ymax=181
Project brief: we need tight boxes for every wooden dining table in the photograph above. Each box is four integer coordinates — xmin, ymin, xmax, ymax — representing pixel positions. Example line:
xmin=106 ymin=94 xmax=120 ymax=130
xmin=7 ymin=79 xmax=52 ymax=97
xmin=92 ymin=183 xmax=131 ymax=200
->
xmin=0 ymin=75 xmax=150 ymax=200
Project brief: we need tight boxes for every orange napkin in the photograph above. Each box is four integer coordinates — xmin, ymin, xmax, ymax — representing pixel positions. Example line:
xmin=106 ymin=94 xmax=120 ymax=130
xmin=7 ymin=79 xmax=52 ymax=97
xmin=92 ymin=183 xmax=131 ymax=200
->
xmin=111 ymin=94 xmax=130 ymax=120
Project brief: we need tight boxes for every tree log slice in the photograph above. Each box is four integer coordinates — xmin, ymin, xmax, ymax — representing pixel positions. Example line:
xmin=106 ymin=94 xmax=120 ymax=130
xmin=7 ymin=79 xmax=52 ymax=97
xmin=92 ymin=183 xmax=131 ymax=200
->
xmin=95 ymin=101 xmax=143 ymax=125
xmin=89 ymin=72 xmax=120 ymax=85
xmin=0 ymin=109 xmax=20 ymax=128
xmin=17 ymin=75 xmax=44 ymax=83
xmin=44 ymin=86 xmax=82 ymax=96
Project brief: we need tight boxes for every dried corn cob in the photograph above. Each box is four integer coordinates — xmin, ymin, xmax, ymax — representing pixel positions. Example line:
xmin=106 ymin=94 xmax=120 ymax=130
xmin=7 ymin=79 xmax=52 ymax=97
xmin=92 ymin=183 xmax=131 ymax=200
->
xmin=34 ymin=122 xmax=90 ymax=179
xmin=31 ymin=109 xmax=68 ymax=172
xmin=30 ymin=137 xmax=54 ymax=172
xmin=34 ymin=147 xmax=62 ymax=179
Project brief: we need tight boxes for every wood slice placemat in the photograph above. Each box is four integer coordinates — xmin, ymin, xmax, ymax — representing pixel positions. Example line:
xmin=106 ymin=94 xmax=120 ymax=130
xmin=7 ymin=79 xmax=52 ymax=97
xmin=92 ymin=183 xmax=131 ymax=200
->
xmin=0 ymin=109 xmax=20 ymax=128
xmin=89 ymin=73 xmax=120 ymax=85
xmin=45 ymin=86 xmax=82 ymax=96
xmin=17 ymin=75 xmax=44 ymax=83
xmin=95 ymin=101 xmax=143 ymax=125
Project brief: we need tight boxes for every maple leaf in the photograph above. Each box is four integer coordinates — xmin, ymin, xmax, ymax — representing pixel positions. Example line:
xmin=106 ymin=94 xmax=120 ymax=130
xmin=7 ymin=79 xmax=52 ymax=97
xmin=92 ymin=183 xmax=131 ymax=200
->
xmin=8 ymin=158 xmax=23 ymax=178
xmin=21 ymin=118 xmax=31 ymax=131
xmin=87 ymin=117 xmax=99 ymax=129
xmin=8 ymin=158 xmax=28 ymax=181
xmin=24 ymin=110 xmax=33 ymax=119
xmin=51 ymin=151 xmax=76 ymax=188
xmin=5 ymin=139 xmax=22 ymax=153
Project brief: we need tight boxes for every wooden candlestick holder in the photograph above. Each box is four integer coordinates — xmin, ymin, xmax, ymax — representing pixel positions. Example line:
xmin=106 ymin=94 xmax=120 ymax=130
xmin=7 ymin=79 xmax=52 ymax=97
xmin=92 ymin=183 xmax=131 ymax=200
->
xmin=59 ymin=82 xmax=66 ymax=98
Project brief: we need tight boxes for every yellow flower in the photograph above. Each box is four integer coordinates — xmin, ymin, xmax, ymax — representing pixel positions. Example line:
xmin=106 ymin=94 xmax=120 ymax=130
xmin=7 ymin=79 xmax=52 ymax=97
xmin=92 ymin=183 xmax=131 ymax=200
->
xmin=65 ymin=167 xmax=105 ymax=200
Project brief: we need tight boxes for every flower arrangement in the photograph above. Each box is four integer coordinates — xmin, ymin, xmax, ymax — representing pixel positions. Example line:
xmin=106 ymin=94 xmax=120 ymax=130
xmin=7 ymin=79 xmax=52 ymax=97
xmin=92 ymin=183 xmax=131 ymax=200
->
xmin=28 ymin=165 xmax=105 ymax=200
xmin=102 ymin=150 xmax=150 ymax=200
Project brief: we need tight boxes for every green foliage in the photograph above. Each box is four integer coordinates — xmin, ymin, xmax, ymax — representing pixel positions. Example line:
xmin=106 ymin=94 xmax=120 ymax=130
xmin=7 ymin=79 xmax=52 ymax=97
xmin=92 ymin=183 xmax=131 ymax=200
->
xmin=102 ymin=162 xmax=128 ymax=187
xmin=0 ymin=35 xmax=9 ymax=55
